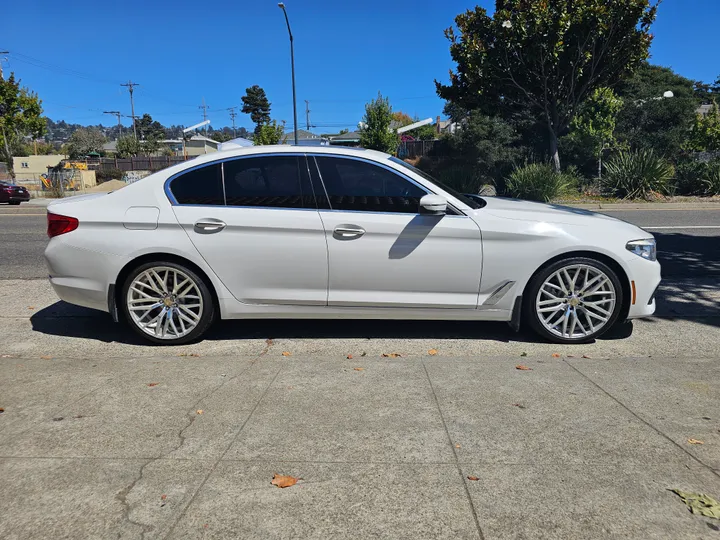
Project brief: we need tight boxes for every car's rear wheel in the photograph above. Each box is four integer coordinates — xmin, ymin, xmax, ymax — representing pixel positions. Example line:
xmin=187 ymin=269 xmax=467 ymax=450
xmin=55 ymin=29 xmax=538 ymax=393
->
xmin=121 ymin=261 xmax=215 ymax=345
xmin=524 ymin=257 xmax=624 ymax=344
xmin=9 ymin=201 xmax=21 ymax=205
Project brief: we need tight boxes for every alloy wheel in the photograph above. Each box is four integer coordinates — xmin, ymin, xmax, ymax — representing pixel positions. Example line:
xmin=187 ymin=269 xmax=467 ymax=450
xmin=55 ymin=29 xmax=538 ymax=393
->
xmin=535 ymin=264 xmax=617 ymax=340
xmin=126 ymin=266 xmax=204 ymax=340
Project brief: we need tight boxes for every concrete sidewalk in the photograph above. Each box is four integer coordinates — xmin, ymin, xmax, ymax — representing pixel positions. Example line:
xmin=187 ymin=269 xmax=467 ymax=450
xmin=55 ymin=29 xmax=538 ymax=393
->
xmin=1 ymin=353 xmax=719 ymax=539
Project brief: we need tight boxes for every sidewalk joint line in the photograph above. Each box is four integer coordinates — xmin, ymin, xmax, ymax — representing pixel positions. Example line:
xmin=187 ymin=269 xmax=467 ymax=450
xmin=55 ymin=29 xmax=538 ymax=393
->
xmin=422 ymin=362 xmax=485 ymax=540
xmin=563 ymin=359 xmax=720 ymax=480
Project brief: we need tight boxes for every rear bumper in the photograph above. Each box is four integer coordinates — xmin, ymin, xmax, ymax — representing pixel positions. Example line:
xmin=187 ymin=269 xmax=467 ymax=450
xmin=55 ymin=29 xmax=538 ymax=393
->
xmin=2 ymin=193 xmax=30 ymax=202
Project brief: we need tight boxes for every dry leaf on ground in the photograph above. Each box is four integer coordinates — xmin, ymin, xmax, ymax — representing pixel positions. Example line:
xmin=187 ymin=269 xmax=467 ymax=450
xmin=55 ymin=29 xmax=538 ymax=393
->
xmin=512 ymin=403 xmax=527 ymax=409
xmin=455 ymin=444 xmax=461 ymax=448
xmin=520 ymin=352 xmax=528 ymax=357
xmin=467 ymin=476 xmax=480 ymax=481
xmin=669 ymin=489 xmax=720 ymax=519
xmin=688 ymin=438 xmax=704 ymax=445
xmin=428 ymin=349 xmax=438 ymax=356
xmin=360 ymin=351 xmax=367 ymax=357
xmin=40 ymin=355 xmax=52 ymax=360
xmin=196 ymin=409 xmax=204 ymax=415
xmin=551 ymin=353 xmax=561 ymax=358
xmin=160 ymin=494 xmax=167 ymax=507
xmin=515 ymin=365 xmax=532 ymax=371
xmin=582 ymin=354 xmax=592 ymax=359
xmin=282 ymin=351 xmax=292 ymax=357
xmin=147 ymin=382 xmax=159 ymax=387
xmin=190 ymin=353 xmax=200 ymax=357
xmin=354 ymin=367 xmax=364 ymax=371
xmin=346 ymin=354 xmax=353 ymax=359
xmin=271 ymin=473 xmax=300 ymax=488
xmin=0 ymin=408 xmax=5 ymax=413
xmin=382 ymin=353 xmax=403 ymax=358
xmin=28 ymin=306 xmax=35 ymax=310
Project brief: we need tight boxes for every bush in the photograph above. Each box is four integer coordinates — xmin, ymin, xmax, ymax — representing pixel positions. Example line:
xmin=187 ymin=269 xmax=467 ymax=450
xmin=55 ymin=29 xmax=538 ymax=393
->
xmin=504 ymin=163 xmax=577 ymax=202
xmin=95 ymin=168 xmax=123 ymax=184
xmin=702 ymin=162 xmax=720 ymax=195
xmin=602 ymin=150 xmax=674 ymax=199
xmin=674 ymin=158 xmax=707 ymax=195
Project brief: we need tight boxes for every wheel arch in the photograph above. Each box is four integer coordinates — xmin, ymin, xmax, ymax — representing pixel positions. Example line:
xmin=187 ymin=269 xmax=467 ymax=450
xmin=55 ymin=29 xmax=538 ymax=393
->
xmin=110 ymin=253 xmax=221 ymax=322
xmin=520 ymin=250 xmax=632 ymax=322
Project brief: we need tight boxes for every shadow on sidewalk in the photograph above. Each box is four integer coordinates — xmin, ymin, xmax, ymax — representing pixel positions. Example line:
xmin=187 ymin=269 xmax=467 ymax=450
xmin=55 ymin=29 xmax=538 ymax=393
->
xmin=29 ymin=301 xmax=636 ymax=346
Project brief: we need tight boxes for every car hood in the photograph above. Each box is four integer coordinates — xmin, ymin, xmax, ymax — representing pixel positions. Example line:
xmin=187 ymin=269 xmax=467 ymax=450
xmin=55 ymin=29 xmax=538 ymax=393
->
xmin=470 ymin=197 xmax=652 ymax=238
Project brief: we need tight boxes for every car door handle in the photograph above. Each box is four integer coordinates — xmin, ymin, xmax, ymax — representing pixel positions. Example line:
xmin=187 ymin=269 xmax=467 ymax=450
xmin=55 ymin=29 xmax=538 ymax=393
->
xmin=333 ymin=225 xmax=365 ymax=239
xmin=194 ymin=219 xmax=226 ymax=233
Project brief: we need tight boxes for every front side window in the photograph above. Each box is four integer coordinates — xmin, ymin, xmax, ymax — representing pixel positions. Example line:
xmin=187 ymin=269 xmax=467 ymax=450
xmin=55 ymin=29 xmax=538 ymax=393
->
xmin=314 ymin=156 xmax=426 ymax=213
xmin=223 ymin=155 xmax=314 ymax=209
xmin=169 ymin=163 xmax=223 ymax=205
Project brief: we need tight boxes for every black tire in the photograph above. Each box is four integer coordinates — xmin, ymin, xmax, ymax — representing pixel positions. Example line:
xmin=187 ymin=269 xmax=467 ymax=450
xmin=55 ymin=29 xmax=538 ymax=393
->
xmin=120 ymin=261 xmax=216 ymax=345
xmin=8 ymin=201 xmax=21 ymax=205
xmin=523 ymin=256 xmax=624 ymax=344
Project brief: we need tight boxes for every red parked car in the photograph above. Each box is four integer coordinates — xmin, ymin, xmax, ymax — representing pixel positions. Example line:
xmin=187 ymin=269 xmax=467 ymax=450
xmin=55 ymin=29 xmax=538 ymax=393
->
xmin=0 ymin=181 xmax=30 ymax=205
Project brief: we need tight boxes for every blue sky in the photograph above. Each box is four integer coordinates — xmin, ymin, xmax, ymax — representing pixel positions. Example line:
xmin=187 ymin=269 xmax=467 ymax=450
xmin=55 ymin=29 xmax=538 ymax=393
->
xmin=2 ymin=0 xmax=718 ymax=133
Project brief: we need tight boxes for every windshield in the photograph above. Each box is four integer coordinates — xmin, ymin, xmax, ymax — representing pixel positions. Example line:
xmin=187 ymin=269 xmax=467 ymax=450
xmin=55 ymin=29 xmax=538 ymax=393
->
xmin=388 ymin=157 xmax=483 ymax=209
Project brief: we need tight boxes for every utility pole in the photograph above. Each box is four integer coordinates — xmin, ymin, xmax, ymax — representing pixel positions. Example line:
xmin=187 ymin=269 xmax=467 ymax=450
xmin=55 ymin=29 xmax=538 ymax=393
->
xmin=0 ymin=51 xmax=8 ymax=80
xmin=227 ymin=107 xmax=237 ymax=138
xmin=305 ymin=100 xmax=311 ymax=131
xmin=120 ymin=81 xmax=139 ymax=139
xmin=199 ymin=98 xmax=209 ymax=136
xmin=103 ymin=111 xmax=123 ymax=138
xmin=278 ymin=3 xmax=299 ymax=145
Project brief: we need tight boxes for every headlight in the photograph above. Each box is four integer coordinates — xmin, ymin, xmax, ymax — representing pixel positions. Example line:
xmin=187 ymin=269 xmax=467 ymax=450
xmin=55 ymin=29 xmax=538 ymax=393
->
xmin=626 ymin=239 xmax=657 ymax=261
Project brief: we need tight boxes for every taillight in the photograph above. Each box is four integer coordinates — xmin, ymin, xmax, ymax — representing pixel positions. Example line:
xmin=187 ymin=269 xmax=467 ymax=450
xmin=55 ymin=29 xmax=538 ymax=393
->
xmin=47 ymin=212 xmax=79 ymax=238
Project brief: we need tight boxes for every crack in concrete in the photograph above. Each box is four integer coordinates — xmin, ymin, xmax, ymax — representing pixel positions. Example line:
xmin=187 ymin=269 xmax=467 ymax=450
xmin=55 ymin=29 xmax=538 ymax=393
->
xmin=115 ymin=354 xmax=268 ymax=538
xmin=114 ymin=458 xmax=153 ymax=540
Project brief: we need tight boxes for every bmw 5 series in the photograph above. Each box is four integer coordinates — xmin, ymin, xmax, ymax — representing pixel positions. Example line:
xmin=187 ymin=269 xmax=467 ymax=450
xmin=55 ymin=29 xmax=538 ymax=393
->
xmin=44 ymin=146 xmax=661 ymax=344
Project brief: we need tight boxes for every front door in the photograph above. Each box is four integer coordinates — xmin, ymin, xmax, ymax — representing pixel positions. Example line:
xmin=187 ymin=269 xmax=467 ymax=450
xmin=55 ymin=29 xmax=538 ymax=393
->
xmin=309 ymin=155 xmax=483 ymax=308
xmin=170 ymin=155 xmax=328 ymax=305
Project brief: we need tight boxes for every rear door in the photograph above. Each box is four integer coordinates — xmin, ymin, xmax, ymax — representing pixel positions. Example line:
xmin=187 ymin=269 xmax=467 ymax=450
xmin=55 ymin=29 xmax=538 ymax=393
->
xmin=170 ymin=154 xmax=329 ymax=305
xmin=309 ymin=155 xmax=483 ymax=308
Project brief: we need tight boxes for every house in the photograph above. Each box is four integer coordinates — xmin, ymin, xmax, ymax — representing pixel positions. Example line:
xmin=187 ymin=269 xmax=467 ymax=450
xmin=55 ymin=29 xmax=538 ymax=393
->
xmin=329 ymin=131 xmax=361 ymax=147
xmin=184 ymin=135 xmax=220 ymax=156
xmin=12 ymin=155 xmax=65 ymax=184
xmin=283 ymin=129 xmax=329 ymax=146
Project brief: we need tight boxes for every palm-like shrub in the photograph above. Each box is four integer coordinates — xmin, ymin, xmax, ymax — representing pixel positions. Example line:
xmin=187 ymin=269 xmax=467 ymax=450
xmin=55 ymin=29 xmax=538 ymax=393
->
xmin=504 ymin=163 xmax=577 ymax=202
xmin=602 ymin=150 xmax=674 ymax=199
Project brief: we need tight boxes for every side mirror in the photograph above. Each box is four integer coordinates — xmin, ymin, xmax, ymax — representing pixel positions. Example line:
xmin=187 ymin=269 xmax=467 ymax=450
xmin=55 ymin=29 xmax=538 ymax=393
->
xmin=419 ymin=194 xmax=447 ymax=215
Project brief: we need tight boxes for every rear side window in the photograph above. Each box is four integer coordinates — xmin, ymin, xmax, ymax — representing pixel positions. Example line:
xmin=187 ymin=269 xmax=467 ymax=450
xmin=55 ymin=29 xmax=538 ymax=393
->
xmin=170 ymin=163 xmax=224 ymax=205
xmin=314 ymin=156 xmax=426 ymax=213
xmin=223 ymin=155 xmax=314 ymax=209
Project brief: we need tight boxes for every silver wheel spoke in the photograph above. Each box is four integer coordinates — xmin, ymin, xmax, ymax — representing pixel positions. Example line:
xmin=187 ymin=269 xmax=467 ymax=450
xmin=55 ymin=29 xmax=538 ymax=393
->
xmin=126 ymin=266 xmax=204 ymax=341
xmin=536 ymin=263 xmax=616 ymax=341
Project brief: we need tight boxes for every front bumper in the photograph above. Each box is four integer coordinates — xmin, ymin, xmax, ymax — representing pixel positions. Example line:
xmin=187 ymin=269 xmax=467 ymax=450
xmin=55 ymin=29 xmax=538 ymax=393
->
xmin=626 ymin=257 xmax=661 ymax=319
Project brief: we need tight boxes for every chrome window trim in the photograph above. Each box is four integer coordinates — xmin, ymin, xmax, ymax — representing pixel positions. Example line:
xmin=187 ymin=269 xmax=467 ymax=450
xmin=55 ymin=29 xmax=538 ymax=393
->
xmin=164 ymin=152 xmax=312 ymax=208
xmin=308 ymin=153 xmax=466 ymax=216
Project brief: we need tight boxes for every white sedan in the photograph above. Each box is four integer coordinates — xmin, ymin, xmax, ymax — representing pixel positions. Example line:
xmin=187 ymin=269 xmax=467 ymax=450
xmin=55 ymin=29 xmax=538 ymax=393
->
xmin=44 ymin=146 xmax=660 ymax=345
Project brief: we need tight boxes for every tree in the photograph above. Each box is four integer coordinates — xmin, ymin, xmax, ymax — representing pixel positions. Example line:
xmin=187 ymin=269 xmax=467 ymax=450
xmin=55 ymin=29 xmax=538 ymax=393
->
xmin=241 ymin=85 xmax=271 ymax=134
xmin=408 ymin=123 xmax=437 ymax=141
xmin=135 ymin=113 xmax=165 ymax=141
xmin=116 ymin=134 xmax=141 ymax=158
xmin=614 ymin=63 xmax=698 ymax=158
xmin=253 ymin=120 xmax=284 ymax=145
xmin=436 ymin=0 xmax=659 ymax=171
xmin=359 ymin=92 xmax=399 ymax=154
xmin=391 ymin=111 xmax=413 ymax=127
xmin=66 ymin=128 xmax=106 ymax=158
xmin=564 ymin=87 xmax=624 ymax=177
xmin=689 ymin=101 xmax=720 ymax=152
xmin=0 ymin=73 xmax=46 ymax=178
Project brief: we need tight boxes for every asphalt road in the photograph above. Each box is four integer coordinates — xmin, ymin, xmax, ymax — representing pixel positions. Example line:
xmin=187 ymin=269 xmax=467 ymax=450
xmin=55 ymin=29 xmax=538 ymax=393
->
xmin=2 ymin=204 xmax=718 ymax=279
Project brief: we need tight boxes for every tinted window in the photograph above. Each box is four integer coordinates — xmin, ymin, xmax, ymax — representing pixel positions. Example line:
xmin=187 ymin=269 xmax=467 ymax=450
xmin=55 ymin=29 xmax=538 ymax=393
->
xmin=223 ymin=156 xmax=314 ymax=209
xmin=315 ymin=156 xmax=426 ymax=213
xmin=388 ymin=157 xmax=483 ymax=209
xmin=170 ymin=163 xmax=224 ymax=205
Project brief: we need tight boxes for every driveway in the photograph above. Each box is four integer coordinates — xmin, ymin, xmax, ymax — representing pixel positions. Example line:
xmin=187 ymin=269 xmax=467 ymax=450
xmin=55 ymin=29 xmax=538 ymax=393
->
xmin=1 ymin=203 xmax=719 ymax=539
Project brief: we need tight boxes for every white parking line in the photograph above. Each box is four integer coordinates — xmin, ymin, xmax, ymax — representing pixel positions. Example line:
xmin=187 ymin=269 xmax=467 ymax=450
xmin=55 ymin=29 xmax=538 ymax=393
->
xmin=642 ymin=225 xmax=720 ymax=229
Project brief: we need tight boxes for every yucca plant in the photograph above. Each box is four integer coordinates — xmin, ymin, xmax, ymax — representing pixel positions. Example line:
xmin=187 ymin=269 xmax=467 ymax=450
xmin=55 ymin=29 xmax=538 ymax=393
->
xmin=602 ymin=150 xmax=674 ymax=199
xmin=701 ymin=162 xmax=720 ymax=196
xmin=504 ymin=163 xmax=577 ymax=202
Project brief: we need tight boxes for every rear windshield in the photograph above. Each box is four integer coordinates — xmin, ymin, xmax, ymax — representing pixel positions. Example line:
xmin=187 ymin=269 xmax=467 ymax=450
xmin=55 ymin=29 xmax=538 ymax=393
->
xmin=388 ymin=157 xmax=483 ymax=209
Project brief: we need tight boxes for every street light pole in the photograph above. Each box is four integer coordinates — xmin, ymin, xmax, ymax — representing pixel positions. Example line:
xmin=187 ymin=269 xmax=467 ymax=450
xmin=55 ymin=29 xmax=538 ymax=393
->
xmin=278 ymin=3 xmax=298 ymax=146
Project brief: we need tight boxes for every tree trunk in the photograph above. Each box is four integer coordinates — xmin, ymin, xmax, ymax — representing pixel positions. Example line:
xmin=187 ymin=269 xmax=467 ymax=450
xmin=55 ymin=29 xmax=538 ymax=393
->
xmin=548 ymin=126 xmax=561 ymax=172
xmin=0 ymin=126 xmax=15 ymax=179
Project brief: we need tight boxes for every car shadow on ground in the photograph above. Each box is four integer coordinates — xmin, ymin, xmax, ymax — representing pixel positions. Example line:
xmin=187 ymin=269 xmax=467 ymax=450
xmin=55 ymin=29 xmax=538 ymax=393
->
xmin=29 ymin=301 xmax=636 ymax=346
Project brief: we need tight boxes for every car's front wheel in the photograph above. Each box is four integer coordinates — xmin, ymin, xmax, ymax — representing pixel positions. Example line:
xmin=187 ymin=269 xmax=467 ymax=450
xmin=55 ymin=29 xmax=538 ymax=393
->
xmin=121 ymin=261 xmax=216 ymax=345
xmin=524 ymin=257 xmax=624 ymax=344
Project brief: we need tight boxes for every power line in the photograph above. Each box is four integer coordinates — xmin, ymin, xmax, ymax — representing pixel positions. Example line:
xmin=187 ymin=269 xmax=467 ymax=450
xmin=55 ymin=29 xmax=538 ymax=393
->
xmin=199 ymin=98 xmax=209 ymax=135
xmin=103 ymin=111 xmax=123 ymax=137
xmin=227 ymin=107 xmax=237 ymax=137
